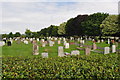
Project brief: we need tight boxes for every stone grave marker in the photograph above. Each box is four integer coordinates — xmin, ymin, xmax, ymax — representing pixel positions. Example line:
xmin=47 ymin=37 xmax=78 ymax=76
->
xmin=92 ymin=43 xmax=97 ymax=50
xmin=49 ymin=41 xmax=53 ymax=46
xmin=7 ymin=41 xmax=11 ymax=46
xmin=65 ymin=43 xmax=69 ymax=49
xmin=71 ymin=50 xmax=80 ymax=55
xmin=104 ymin=47 xmax=110 ymax=54
xmin=58 ymin=40 xmax=61 ymax=44
xmin=24 ymin=40 xmax=28 ymax=44
xmin=42 ymin=42 xmax=46 ymax=47
xmin=41 ymin=52 xmax=48 ymax=58
xmin=33 ymin=44 xmax=39 ymax=55
xmin=108 ymin=39 xmax=110 ymax=44
xmin=85 ymin=48 xmax=91 ymax=55
xmin=112 ymin=45 xmax=116 ymax=53
xmin=58 ymin=46 xmax=64 ymax=57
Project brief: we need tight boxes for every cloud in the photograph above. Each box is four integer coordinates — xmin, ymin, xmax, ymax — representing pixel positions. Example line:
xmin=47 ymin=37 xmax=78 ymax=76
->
xmin=1 ymin=2 xmax=118 ymax=34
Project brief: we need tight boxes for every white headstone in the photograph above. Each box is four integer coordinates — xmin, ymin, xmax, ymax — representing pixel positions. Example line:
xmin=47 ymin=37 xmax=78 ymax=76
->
xmin=112 ymin=45 xmax=116 ymax=53
xmin=41 ymin=53 xmax=48 ymax=58
xmin=108 ymin=39 xmax=110 ymax=44
xmin=58 ymin=46 xmax=64 ymax=57
xmin=104 ymin=47 xmax=110 ymax=54
xmin=71 ymin=50 xmax=80 ymax=55
xmin=24 ymin=40 xmax=28 ymax=44
xmin=58 ymin=40 xmax=61 ymax=44
xmin=65 ymin=43 xmax=69 ymax=49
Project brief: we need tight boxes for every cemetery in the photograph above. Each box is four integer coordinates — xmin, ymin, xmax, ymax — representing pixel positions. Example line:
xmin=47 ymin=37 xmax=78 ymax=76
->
xmin=1 ymin=3 xmax=120 ymax=79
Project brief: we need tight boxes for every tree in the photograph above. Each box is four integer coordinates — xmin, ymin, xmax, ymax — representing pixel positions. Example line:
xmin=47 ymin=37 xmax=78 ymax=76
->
xmin=25 ymin=29 xmax=32 ymax=38
xmin=58 ymin=22 xmax=66 ymax=36
xmin=100 ymin=15 xmax=119 ymax=36
xmin=81 ymin=13 xmax=109 ymax=36
xmin=8 ymin=32 xmax=14 ymax=38
xmin=65 ymin=15 xmax=88 ymax=36
xmin=51 ymin=26 xmax=58 ymax=36
xmin=14 ymin=32 xmax=21 ymax=37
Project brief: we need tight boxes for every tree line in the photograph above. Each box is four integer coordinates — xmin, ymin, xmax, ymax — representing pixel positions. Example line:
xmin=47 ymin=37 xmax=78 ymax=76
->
xmin=2 ymin=12 xmax=120 ymax=38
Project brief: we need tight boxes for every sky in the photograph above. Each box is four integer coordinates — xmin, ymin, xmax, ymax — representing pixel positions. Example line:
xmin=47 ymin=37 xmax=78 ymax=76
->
xmin=0 ymin=0 xmax=119 ymax=34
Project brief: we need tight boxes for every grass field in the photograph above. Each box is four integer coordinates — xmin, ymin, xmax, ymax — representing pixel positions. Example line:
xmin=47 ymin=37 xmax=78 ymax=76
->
xmin=2 ymin=40 xmax=120 ymax=57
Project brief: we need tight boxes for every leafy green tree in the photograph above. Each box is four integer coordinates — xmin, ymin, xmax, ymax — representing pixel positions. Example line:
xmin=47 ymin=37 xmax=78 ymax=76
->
xmin=58 ymin=22 xmax=66 ymax=36
xmin=25 ymin=29 xmax=32 ymax=38
xmin=65 ymin=15 xmax=88 ymax=36
xmin=100 ymin=15 xmax=119 ymax=36
xmin=81 ymin=13 xmax=109 ymax=36
xmin=51 ymin=26 xmax=58 ymax=36
xmin=2 ymin=34 xmax=7 ymax=38
xmin=8 ymin=32 xmax=14 ymax=38
xmin=14 ymin=32 xmax=21 ymax=37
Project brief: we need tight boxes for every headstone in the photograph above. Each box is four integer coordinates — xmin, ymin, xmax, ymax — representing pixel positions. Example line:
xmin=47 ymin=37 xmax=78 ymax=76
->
xmin=7 ymin=41 xmax=11 ymax=46
xmin=92 ymin=43 xmax=97 ymax=50
xmin=108 ymin=39 xmax=110 ymax=44
xmin=85 ymin=48 xmax=91 ymax=55
xmin=24 ymin=40 xmax=28 ymax=44
xmin=104 ymin=47 xmax=110 ymax=54
xmin=41 ymin=52 xmax=48 ymax=58
xmin=64 ymin=52 xmax=70 ymax=55
xmin=65 ymin=43 xmax=69 ymax=49
xmin=33 ymin=44 xmax=39 ymax=55
xmin=58 ymin=40 xmax=61 ymax=44
xmin=97 ymin=40 xmax=100 ymax=43
xmin=0 ymin=41 xmax=5 ymax=46
xmin=42 ymin=42 xmax=46 ymax=47
xmin=58 ymin=46 xmax=64 ymax=57
xmin=49 ymin=41 xmax=53 ymax=46
xmin=101 ymin=39 xmax=104 ymax=42
xmin=37 ymin=38 xmax=39 ymax=41
xmin=17 ymin=39 xmax=21 ymax=44
xmin=71 ymin=50 xmax=80 ymax=55
xmin=112 ymin=45 xmax=116 ymax=53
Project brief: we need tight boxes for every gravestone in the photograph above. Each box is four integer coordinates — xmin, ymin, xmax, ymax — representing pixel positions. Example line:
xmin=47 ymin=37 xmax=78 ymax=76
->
xmin=92 ymin=43 xmax=97 ymax=50
xmin=85 ymin=48 xmax=91 ymax=55
xmin=112 ymin=45 xmax=116 ymax=53
xmin=101 ymin=39 xmax=104 ymax=42
xmin=7 ymin=41 xmax=11 ymax=46
xmin=41 ymin=52 xmax=48 ymax=58
xmin=33 ymin=44 xmax=39 ymax=55
xmin=108 ymin=39 xmax=110 ymax=44
xmin=58 ymin=46 xmax=64 ymax=57
xmin=97 ymin=40 xmax=100 ymax=43
xmin=71 ymin=50 xmax=80 ymax=55
xmin=49 ymin=41 xmax=53 ymax=46
xmin=64 ymin=52 xmax=70 ymax=55
xmin=24 ymin=40 xmax=28 ymax=44
xmin=104 ymin=47 xmax=110 ymax=54
xmin=42 ymin=42 xmax=46 ymax=47
xmin=17 ymin=39 xmax=21 ymax=44
xmin=0 ymin=41 xmax=5 ymax=46
xmin=65 ymin=43 xmax=69 ymax=49
xmin=64 ymin=41 xmax=67 ymax=45
xmin=58 ymin=40 xmax=61 ymax=44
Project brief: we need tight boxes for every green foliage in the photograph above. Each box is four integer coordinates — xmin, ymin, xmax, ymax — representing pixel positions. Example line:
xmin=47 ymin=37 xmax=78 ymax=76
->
xmin=14 ymin=32 xmax=21 ymax=37
xmin=58 ymin=22 xmax=66 ymax=36
xmin=81 ymin=13 xmax=109 ymax=36
xmin=2 ymin=54 xmax=119 ymax=79
xmin=100 ymin=15 xmax=119 ymax=36
xmin=25 ymin=29 xmax=32 ymax=38
xmin=65 ymin=15 xmax=88 ymax=36
xmin=8 ymin=32 xmax=14 ymax=38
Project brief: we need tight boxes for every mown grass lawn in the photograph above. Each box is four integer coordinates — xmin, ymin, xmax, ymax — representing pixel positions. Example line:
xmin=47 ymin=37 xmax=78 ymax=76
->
xmin=2 ymin=40 xmax=120 ymax=57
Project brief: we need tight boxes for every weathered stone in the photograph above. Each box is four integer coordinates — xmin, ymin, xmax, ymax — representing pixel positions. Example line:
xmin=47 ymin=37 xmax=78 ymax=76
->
xmin=104 ymin=47 xmax=110 ymax=54
xmin=58 ymin=46 xmax=64 ymax=57
xmin=41 ymin=52 xmax=48 ymax=58
xmin=71 ymin=50 xmax=80 ymax=55
xmin=85 ymin=48 xmax=91 ymax=55
xmin=112 ymin=45 xmax=116 ymax=53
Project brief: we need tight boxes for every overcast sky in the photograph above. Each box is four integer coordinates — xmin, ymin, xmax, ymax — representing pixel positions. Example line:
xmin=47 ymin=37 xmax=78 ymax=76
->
xmin=0 ymin=0 xmax=119 ymax=34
